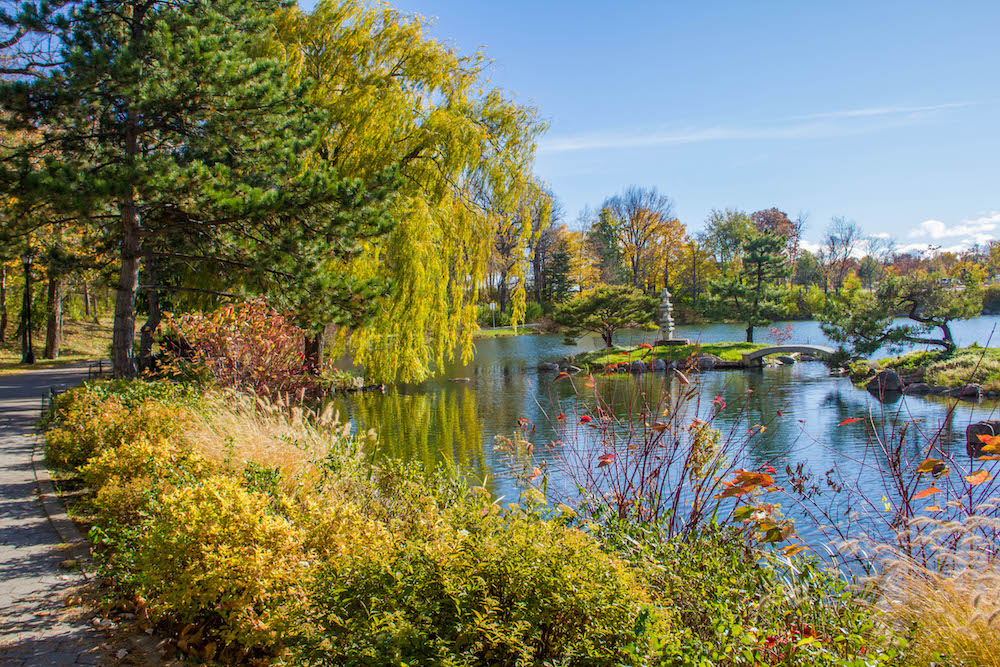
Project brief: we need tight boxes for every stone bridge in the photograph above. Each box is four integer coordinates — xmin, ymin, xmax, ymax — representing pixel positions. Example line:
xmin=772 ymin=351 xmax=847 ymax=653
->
xmin=741 ymin=344 xmax=835 ymax=368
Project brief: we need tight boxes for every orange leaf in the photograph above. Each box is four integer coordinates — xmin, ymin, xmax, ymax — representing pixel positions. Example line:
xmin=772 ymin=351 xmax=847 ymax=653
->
xmin=554 ymin=372 xmax=569 ymax=382
xmin=977 ymin=433 xmax=1000 ymax=447
xmin=838 ymin=417 xmax=864 ymax=427
xmin=913 ymin=487 xmax=941 ymax=500
xmin=782 ymin=543 xmax=811 ymax=557
xmin=925 ymin=505 xmax=942 ymax=512
xmin=965 ymin=470 xmax=993 ymax=486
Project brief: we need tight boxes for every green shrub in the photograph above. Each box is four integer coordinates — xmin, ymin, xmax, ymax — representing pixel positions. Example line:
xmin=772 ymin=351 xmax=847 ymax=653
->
xmin=524 ymin=300 xmax=543 ymax=323
xmin=983 ymin=283 xmax=1000 ymax=312
xmin=133 ymin=476 xmax=306 ymax=660
xmin=294 ymin=497 xmax=667 ymax=666
xmin=600 ymin=524 xmax=901 ymax=665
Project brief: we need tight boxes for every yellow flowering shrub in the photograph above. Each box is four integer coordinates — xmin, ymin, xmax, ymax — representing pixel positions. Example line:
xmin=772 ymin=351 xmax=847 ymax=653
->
xmin=134 ymin=477 xmax=307 ymax=659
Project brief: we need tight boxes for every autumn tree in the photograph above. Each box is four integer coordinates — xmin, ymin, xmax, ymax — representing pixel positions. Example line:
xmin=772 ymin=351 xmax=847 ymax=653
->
xmin=553 ymin=285 xmax=657 ymax=348
xmin=704 ymin=208 xmax=753 ymax=271
xmin=677 ymin=234 xmax=715 ymax=314
xmin=650 ymin=216 xmax=687 ymax=294
xmin=820 ymin=217 xmax=864 ymax=297
xmin=602 ymin=186 xmax=675 ymax=290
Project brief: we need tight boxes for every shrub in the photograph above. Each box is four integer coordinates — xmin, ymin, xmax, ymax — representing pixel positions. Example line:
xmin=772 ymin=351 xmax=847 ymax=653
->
xmin=984 ymin=283 xmax=1000 ymax=312
xmin=81 ymin=434 xmax=213 ymax=526
xmin=162 ymin=301 xmax=312 ymax=397
xmin=133 ymin=476 xmax=307 ymax=660
xmin=602 ymin=524 xmax=900 ymax=665
xmin=295 ymin=497 xmax=666 ymax=666
xmin=524 ymin=300 xmax=543 ymax=323
xmin=45 ymin=380 xmax=194 ymax=470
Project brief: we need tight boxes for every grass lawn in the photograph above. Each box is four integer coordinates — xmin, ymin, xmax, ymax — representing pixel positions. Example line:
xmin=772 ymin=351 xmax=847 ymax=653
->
xmin=872 ymin=345 xmax=1000 ymax=392
xmin=0 ymin=317 xmax=111 ymax=375
xmin=473 ymin=325 xmax=541 ymax=340
xmin=576 ymin=341 xmax=765 ymax=368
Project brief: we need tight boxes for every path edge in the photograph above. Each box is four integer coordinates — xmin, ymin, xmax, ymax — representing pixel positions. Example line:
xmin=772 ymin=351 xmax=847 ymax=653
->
xmin=30 ymin=434 xmax=92 ymax=576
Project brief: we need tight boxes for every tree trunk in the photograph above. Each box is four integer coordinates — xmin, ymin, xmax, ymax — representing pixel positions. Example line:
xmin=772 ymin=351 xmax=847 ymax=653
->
xmin=43 ymin=273 xmax=63 ymax=359
xmin=83 ymin=281 xmax=90 ymax=318
xmin=940 ymin=321 xmax=956 ymax=353
xmin=497 ymin=270 xmax=509 ymax=316
xmin=112 ymin=106 xmax=141 ymax=379
xmin=0 ymin=263 xmax=7 ymax=343
xmin=689 ymin=244 xmax=698 ymax=309
xmin=533 ymin=248 xmax=543 ymax=304
xmin=19 ymin=256 xmax=34 ymax=364
xmin=304 ymin=329 xmax=325 ymax=373
xmin=602 ymin=326 xmax=613 ymax=348
xmin=746 ymin=325 xmax=753 ymax=344
xmin=139 ymin=258 xmax=160 ymax=373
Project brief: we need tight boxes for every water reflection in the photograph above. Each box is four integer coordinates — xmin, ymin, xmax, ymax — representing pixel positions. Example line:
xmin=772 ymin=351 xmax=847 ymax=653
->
xmin=333 ymin=319 xmax=1000 ymax=543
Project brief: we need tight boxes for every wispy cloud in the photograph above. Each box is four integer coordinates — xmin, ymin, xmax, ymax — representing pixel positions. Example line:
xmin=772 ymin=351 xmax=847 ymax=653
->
xmin=786 ymin=102 xmax=974 ymax=121
xmin=539 ymin=102 xmax=973 ymax=154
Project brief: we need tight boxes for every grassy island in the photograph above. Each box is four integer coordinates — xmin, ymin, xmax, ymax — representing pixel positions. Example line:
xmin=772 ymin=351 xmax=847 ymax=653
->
xmin=575 ymin=341 xmax=767 ymax=370
xmin=854 ymin=345 xmax=1000 ymax=392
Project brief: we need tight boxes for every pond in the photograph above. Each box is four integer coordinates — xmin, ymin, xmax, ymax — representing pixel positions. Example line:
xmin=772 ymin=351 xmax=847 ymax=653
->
xmin=328 ymin=316 xmax=1000 ymax=546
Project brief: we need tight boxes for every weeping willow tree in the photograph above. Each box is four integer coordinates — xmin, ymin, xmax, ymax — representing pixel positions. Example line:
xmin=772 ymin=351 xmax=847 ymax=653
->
xmin=275 ymin=0 xmax=547 ymax=383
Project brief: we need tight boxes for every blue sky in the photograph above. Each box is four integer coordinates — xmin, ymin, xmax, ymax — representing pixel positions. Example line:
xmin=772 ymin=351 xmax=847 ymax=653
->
xmin=306 ymin=1 xmax=1000 ymax=253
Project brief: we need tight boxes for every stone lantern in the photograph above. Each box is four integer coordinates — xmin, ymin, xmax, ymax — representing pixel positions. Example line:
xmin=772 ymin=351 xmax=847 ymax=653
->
xmin=655 ymin=287 xmax=689 ymax=346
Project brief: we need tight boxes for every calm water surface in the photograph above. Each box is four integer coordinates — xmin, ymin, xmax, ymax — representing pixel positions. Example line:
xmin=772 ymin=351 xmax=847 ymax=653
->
xmin=330 ymin=316 xmax=1000 ymax=544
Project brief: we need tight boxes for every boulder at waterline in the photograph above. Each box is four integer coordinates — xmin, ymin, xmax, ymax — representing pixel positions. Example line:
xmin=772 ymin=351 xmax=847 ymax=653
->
xmin=866 ymin=369 xmax=901 ymax=394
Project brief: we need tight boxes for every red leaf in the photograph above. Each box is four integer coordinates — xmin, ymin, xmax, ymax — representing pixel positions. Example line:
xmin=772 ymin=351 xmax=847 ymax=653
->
xmin=596 ymin=453 xmax=615 ymax=468
xmin=838 ymin=417 xmax=864 ymax=427
xmin=579 ymin=415 xmax=592 ymax=424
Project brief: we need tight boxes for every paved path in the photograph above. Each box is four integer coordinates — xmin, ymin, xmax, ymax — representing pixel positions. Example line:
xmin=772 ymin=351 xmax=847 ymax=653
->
xmin=0 ymin=362 xmax=109 ymax=665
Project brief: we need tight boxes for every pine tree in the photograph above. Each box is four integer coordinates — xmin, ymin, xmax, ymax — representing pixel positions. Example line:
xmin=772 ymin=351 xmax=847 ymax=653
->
xmin=541 ymin=238 xmax=573 ymax=306
xmin=0 ymin=0 xmax=398 ymax=377
xmin=709 ymin=232 xmax=789 ymax=343
xmin=586 ymin=207 xmax=624 ymax=285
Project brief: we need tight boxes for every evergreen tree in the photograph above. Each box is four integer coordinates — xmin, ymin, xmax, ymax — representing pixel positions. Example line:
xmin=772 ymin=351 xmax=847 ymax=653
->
xmin=709 ymin=232 xmax=789 ymax=343
xmin=553 ymin=285 xmax=657 ymax=348
xmin=823 ymin=272 xmax=982 ymax=355
xmin=586 ymin=207 xmax=624 ymax=285
xmin=541 ymin=237 xmax=573 ymax=306
xmin=0 ymin=0 xmax=398 ymax=377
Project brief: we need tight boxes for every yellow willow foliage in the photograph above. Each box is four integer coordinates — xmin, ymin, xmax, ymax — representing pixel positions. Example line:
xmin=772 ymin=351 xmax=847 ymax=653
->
xmin=275 ymin=0 xmax=546 ymax=383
